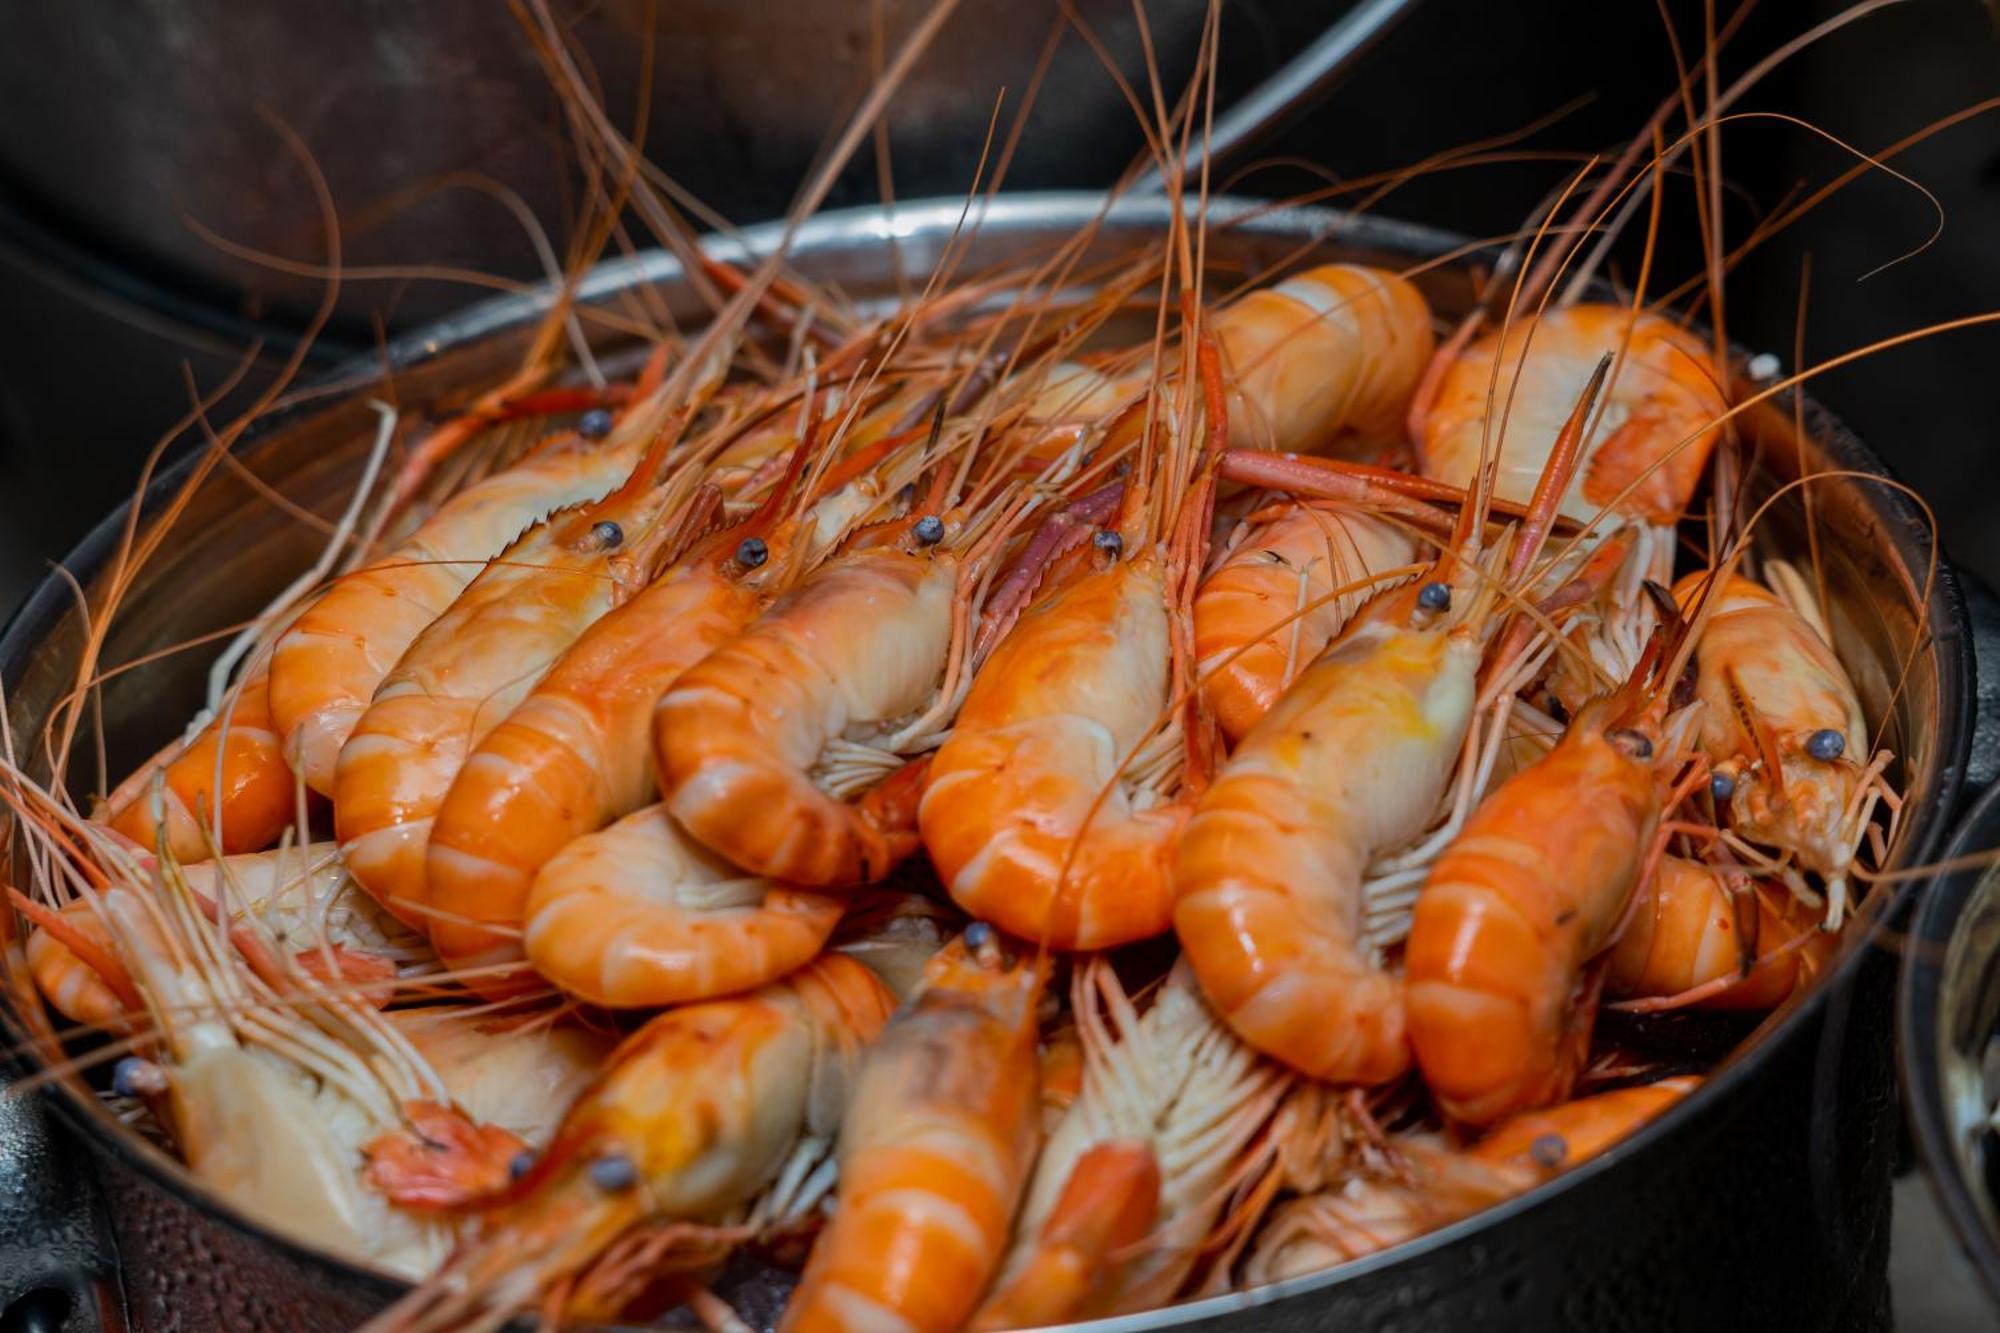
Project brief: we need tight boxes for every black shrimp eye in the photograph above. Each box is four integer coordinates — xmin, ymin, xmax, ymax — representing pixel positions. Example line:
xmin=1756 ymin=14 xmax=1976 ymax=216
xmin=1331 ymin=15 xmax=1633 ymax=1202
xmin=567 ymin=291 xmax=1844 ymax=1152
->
xmin=1417 ymin=581 xmax=1452 ymax=612
xmin=1609 ymin=728 xmax=1653 ymax=760
xmin=914 ymin=515 xmax=945 ymax=546
xmin=111 ymin=1056 xmax=165 ymax=1098
xmin=735 ymin=536 xmax=770 ymax=570
xmin=1529 ymin=1133 xmax=1568 ymax=1170
xmin=964 ymin=921 xmax=995 ymax=950
xmin=1805 ymin=728 xmax=1846 ymax=761
xmin=589 ymin=1154 xmax=640 ymax=1192
xmin=592 ymin=520 xmax=624 ymax=550
xmin=1093 ymin=529 xmax=1124 ymax=557
xmin=578 ymin=407 xmax=615 ymax=439
xmin=508 ymin=1150 xmax=537 ymax=1181
xmin=1710 ymin=771 xmax=1737 ymax=803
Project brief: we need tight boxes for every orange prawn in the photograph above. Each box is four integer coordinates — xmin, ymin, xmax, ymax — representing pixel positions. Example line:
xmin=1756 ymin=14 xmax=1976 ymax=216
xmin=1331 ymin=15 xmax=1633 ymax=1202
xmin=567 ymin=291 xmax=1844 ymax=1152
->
xmin=1193 ymin=501 xmax=1419 ymax=743
xmin=1403 ymin=668 xmax=1682 ymax=1125
xmin=333 ymin=426 xmax=711 ymax=933
xmin=1419 ymin=304 xmax=1725 ymax=526
xmin=1607 ymin=857 xmax=1833 ymax=1012
xmin=420 ymin=513 xmax=781 ymax=982
xmin=104 ymin=669 xmax=292 ymax=861
xmin=655 ymin=517 xmax=960 ymax=888
xmin=521 ymin=802 xmax=843 ymax=1009
xmin=1173 ymin=361 xmax=1614 ymax=1084
xmin=269 ymin=426 xmax=649 ymax=796
xmin=975 ymin=961 xmax=1290 ymax=1327
xmin=779 ymin=929 xmax=1046 ymax=1333
xmin=1244 ymin=1077 xmax=1696 ymax=1282
xmin=1673 ymin=567 xmax=1888 ymax=928
xmin=368 ymin=953 xmax=897 ymax=1333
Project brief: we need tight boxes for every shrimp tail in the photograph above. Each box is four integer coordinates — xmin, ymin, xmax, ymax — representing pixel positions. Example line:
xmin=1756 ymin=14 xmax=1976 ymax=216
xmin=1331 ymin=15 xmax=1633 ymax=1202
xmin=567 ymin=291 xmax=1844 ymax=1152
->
xmin=852 ymin=755 xmax=933 ymax=868
xmin=969 ymin=1140 xmax=1162 ymax=1330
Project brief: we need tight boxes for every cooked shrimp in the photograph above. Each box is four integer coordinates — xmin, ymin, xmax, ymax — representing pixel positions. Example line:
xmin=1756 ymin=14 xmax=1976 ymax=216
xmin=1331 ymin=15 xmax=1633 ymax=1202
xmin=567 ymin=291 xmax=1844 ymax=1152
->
xmin=656 ymin=534 xmax=957 ymax=887
xmin=269 ymin=429 xmax=648 ymax=795
xmin=364 ymin=1012 xmax=619 ymax=1212
xmin=1216 ymin=263 xmax=1436 ymax=459
xmin=26 ymin=843 xmax=415 ymax=1033
xmin=1674 ymin=568 xmax=1886 ymax=928
xmin=1608 ymin=857 xmax=1835 ymax=1012
xmin=1175 ymin=359 xmax=1614 ymax=1084
xmin=1004 ymin=261 xmax=1433 ymax=471
xmin=370 ymin=953 xmax=896 ymax=1333
xmin=975 ymin=961 xmax=1289 ymax=1326
xmin=1194 ymin=502 xmax=1419 ymax=742
xmin=334 ymin=435 xmax=710 ymax=933
xmin=1244 ymin=1077 xmax=1696 ymax=1282
xmin=780 ymin=929 xmax=1046 ymax=1333
xmin=103 ymin=668 xmax=293 ymax=862
xmin=1404 ymin=688 xmax=1672 ymax=1125
xmin=422 ymin=555 xmax=760 ymax=979
xmin=925 ymin=549 xmax=1187 ymax=950
xmin=44 ymin=844 xmax=464 ymax=1277
xmin=1174 ymin=577 xmax=1482 ymax=1084
xmin=1419 ymin=304 xmax=1724 ymax=525
xmin=521 ymin=802 xmax=843 ymax=1008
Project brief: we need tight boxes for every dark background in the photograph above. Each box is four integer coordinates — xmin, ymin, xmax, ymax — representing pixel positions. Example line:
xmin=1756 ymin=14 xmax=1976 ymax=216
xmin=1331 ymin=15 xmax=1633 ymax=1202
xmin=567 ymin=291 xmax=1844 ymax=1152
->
xmin=2 ymin=0 xmax=1998 ymax=610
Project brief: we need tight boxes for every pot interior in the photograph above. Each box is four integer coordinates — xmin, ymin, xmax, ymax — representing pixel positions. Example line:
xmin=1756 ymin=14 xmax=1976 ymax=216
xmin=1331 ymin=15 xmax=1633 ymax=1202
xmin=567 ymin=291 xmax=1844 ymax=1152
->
xmin=0 ymin=194 xmax=1968 ymax=1323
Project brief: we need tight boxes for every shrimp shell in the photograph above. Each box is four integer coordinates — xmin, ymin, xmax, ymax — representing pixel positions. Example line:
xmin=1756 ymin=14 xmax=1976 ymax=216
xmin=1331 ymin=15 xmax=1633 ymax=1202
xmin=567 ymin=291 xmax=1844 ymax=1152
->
xmin=1175 ymin=584 xmax=1481 ymax=1083
xmin=1405 ymin=701 xmax=1661 ymax=1125
xmin=522 ymin=802 xmax=843 ymax=1008
xmin=1420 ymin=305 xmax=1723 ymax=524
xmin=334 ymin=483 xmax=682 ymax=930
xmin=423 ymin=560 xmax=759 ymax=978
xmin=1607 ymin=857 xmax=1831 ymax=1011
xmin=1194 ymin=503 xmax=1418 ymax=742
xmin=104 ymin=670 xmax=292 ymax=862
xmin=1675 ymin=570 xmax=1874 ymax=925
xmin=270 ymin=434 xmax=645 ymax=795
xmin=780 ymin=935 xmax=1045 ymax=1333
xmin=924 ymin=553 xmax=1184 ymax=952
xmin=657 ymin=547 xmax=956 ymax=887
xmin=371 ymin=954 xmax=896 ymax=1332
xmin=1217 ymin=264 xmax=1435 ymax=458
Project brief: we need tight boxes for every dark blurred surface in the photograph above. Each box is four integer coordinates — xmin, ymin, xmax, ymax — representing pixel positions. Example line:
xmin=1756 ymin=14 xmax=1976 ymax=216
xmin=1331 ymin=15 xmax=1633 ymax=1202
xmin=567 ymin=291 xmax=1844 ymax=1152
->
xmin=5 ymin=1 xmax=2000 ymax=609
xmin=6 ymin=1 xmax=1999 ymax=621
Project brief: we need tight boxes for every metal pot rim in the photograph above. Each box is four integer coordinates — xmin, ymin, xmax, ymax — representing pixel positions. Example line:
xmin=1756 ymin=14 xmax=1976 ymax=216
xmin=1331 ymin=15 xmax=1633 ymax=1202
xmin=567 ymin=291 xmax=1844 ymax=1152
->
xmin=0 ymin=190 xmax=1974 ymax=1330
xmin=1900 ymin=771 xmax=2000 ymax=1309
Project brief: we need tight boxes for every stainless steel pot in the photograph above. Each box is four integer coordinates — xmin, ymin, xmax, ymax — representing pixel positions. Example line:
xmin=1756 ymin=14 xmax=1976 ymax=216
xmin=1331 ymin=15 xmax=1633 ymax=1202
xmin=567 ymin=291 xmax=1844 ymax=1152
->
xmin=0 ymin=194 xmax=1981 ymax=1333
xmin=1901 ymin=688 xmax=2000 ymax=1312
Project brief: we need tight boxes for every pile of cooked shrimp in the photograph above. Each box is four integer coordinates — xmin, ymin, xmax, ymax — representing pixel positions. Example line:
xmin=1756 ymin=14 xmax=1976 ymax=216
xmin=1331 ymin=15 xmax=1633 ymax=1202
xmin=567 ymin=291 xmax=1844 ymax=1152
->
xmin=4 ymin=203 xmax=1897 ymax=1332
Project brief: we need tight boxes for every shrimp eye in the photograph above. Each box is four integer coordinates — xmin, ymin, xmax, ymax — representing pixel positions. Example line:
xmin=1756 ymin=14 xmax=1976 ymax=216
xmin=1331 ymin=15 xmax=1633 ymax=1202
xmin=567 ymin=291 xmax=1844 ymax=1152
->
xmin=736 ymin=536 xmax=770 ymax=570
xmin=578 ymin=407 xmax=615 ymax=439
xmin=508 ymin=1150 xmax=537 ymax=1181
xmin=1093 ymin=529 xmax=1124 ymax=558
xmin=111 ymin=1056 xmax=166 ymax=1098
xmin=963 ymin=921 xmax=1006 ymax=966
xmin=1608 ymin=728 xmax=1653 ymax=760
xmin=1529 ymin=1133 xmax=1568 ymax=1170
xmin=588 ymin=1154 xmax=640 ymax=1192
xmin=1805 ymin=729 xmax=1845 ymax=761
xmin=1417 ymin=581 xmax=1451 ymax=612
xmin=1710 ymin=772 xmax=1737 ymax=802
xmin=592 ymin=520 xmax=624 ymax=550
xmin=914 ymin=515 xmax=945 ymax=546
